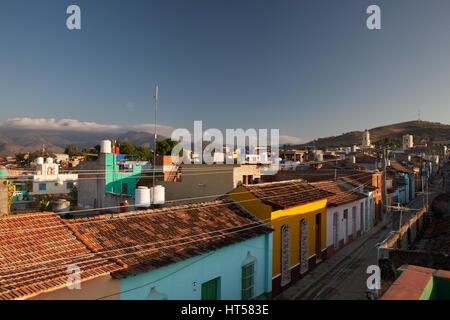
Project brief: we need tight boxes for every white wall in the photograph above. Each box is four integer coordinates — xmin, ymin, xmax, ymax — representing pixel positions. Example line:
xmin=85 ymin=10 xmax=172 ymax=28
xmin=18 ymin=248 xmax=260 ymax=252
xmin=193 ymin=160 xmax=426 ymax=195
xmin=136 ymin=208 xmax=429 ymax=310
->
xmin=326 ymin=198 xmax=366 ymax=248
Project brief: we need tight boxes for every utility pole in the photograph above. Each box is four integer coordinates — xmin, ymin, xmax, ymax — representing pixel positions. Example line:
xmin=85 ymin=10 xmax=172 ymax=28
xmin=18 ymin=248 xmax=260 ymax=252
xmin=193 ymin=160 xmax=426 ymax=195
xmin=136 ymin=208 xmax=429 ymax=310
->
xmin=425 ymin=174 xmax=429 ymax=212
xmin=334 ymin=160 xmax=337 ymax=181
xmin=382 ymin=148 xmax=388 ymax=225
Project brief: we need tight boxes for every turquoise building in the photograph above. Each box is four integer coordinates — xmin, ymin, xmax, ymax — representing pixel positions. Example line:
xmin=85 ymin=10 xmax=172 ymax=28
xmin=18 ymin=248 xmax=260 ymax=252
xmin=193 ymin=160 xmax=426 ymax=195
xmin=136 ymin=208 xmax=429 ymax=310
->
xmin=120 ymin=234 xmax=273 ymax=300
xmin=104 ymin=153 xmax=141 ymax=196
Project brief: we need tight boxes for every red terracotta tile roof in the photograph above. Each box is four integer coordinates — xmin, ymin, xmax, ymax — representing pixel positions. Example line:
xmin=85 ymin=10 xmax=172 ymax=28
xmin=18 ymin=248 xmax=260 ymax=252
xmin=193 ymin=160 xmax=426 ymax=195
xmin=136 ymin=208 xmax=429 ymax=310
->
xmin=382 ymin=265 xmax=434 ymax=300
xmin=243 ymin=180 xmax=334 ymax=210
xmin=64 ymin=200 xmax=273 ymax=278
xmin=0 ymin=212 xmax=124 ymax=300
xmin=389 ymin=160 xmax=414 ymax=174
xmin=338 ymin=176 xmax=377 ymax=191
xmin=310 ymin=181 xmax=366 ymax=207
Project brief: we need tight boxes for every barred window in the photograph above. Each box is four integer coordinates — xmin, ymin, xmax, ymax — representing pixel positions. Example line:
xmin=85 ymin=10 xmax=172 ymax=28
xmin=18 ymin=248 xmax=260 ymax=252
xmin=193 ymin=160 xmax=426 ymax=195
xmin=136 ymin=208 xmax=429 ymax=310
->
xmin=281 ymin=224 xmax=291 ymax=286
xmin=241 ymin=262 xmax=255 ymax=300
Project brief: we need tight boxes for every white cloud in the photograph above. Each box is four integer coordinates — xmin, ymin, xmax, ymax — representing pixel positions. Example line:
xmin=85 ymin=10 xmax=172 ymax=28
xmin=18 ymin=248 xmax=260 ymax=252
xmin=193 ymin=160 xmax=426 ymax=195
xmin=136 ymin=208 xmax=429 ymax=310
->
xmin=279 ymin=135 xmax=304 ymax=145
xmin=0 ymin=117 xmax=122 ymax=132
xmin=0 ymin=117 xmax=304 ymax=145
xmin=0 ymin=117 xmax=175 ymax=137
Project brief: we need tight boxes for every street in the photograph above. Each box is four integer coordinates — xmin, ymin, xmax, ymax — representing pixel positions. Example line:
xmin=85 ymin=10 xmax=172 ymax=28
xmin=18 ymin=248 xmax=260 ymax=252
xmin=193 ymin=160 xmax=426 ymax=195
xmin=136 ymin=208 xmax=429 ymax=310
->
xmin=276 ymin=166 xmax=447 ymax=300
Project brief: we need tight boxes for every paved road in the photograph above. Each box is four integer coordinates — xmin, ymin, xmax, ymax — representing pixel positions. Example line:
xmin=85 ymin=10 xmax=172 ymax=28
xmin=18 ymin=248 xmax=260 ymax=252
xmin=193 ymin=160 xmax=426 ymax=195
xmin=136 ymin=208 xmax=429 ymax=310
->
xmin=298 ymin=224 xmax=391 ymax=300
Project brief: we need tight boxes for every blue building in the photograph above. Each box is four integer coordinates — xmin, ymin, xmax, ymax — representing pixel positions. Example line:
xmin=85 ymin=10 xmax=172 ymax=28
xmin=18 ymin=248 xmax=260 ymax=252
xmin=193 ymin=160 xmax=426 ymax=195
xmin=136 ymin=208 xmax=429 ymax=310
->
xmin=68 ymin=200 xmax=274 ymax=300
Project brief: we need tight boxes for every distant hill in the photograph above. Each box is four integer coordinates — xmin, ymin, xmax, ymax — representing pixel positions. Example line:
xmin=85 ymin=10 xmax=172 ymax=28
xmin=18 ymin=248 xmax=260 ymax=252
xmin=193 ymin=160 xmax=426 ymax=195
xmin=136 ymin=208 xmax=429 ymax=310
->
xmin=296 ymin=121 xmax=450 ymax=148
xmin=0 ymin=129 xmax=166 ymax=156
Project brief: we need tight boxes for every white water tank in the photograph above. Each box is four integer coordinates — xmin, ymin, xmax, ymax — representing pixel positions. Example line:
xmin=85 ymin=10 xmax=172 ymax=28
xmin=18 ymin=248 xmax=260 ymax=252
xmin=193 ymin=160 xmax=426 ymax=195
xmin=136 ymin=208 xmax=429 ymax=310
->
xmin=316 ymin=153 xmax=323 ymax=162
xmin=100 ymin=140 xmax=112 ymax=153
xmin=351 ymin=155 xmax=356 ymax=164
xmin=260 ymin=152 xmax=268 ymax=162
xmin=151 ymin=185 xmax=165 ymax=205
xmin=36 ymin=157 xmax=44 ymax=165
xmin=46 ymin=157 xmax=54 ymax=164
xmin=53 ymin=199 xmax=70 ymax=213
xmin=135 ymin=186 xmax=151 ymax=208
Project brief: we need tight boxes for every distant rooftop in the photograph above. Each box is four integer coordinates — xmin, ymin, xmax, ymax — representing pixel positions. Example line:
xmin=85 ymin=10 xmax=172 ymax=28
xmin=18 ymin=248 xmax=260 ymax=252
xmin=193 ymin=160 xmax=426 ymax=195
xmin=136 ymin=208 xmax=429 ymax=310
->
xmin=242 ymin=179 xmax=334 ymax=210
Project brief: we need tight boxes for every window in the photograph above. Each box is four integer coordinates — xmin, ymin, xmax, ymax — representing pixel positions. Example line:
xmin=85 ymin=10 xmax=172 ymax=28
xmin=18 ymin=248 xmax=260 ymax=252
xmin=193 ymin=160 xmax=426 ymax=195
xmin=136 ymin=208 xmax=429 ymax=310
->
xmin=67 ymin=182 xmax=74 ymax=190
xmin=243 ymin=175 xmax=253 ymax=184
xmin=201 ymin=277 xmax=220 ymax=300
xmin=241 ymin=262 xmax=255 ymax=300
xmin=38 ymin=183 xmax=46 ymax=191
xmin=280 ymin=224 xmax=291 ymax=286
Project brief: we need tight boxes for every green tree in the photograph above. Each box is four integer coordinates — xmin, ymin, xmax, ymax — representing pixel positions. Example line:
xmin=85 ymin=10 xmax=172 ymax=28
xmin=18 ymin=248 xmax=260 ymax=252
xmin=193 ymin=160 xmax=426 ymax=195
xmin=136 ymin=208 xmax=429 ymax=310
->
xmin=64 ymin=144 xmax=80 ymax=157
xmin=28 ymin=150 xmax=56 ymax=163
xmin=118 ymin=141 xmax=137 ymax=155
xmin=15 ymin=153 xmax=26 ymax=166
xmin=135 ymin=146 xmax=151 ymax=161
xmin=155 ymin=139 xmax=180 ymax=156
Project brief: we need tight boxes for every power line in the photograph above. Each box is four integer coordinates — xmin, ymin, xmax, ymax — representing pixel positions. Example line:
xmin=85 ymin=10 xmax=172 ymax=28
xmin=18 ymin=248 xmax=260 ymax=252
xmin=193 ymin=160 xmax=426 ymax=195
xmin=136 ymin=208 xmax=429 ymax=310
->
xmin=0 ymin=182 xmax=371 ymax=277
xmin=2 ymin=171 xmax=373 ymax=227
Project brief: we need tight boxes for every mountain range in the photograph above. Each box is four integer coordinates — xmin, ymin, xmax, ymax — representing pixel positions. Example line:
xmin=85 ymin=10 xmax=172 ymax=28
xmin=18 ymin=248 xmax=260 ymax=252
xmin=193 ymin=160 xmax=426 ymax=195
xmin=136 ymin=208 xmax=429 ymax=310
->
xmin=0 ymin=120 xmax=449 ymax=156
xmin=296 ymin=120 xmax=450 ymax=148
xmin=0 ymin=129 xmax=164 ymax=156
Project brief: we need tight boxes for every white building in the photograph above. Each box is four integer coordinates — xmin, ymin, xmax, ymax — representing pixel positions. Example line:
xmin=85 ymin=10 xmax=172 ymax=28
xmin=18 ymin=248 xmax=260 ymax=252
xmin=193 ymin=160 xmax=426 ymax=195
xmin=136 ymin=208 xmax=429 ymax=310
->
xmin=31 ymin=157 xmax=78 ymax=195
xmin=362 ymin=129 xmax=371 ymax=148
xmin=402 ymin=134 xmax=414 ymax=150
xmin=311 ymin=181 xmax=370 ymax=258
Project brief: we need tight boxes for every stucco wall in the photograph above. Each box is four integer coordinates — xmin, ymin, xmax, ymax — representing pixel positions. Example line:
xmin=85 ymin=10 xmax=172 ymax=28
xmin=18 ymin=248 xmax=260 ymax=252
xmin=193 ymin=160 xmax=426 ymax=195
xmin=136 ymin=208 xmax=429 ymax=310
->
xmin=162 ymin=164 xmax=260 ymax=203
xmin=0 ymin=183 xmax=9 ymax=215
xmin=270 ymin=200 xmax=328 ymax=277
xmin=326 ymin=198 xmax=365 ymax=248
xmin=120 ymin=234 xmax=272 ymax=300
xmin=30 ymin=275 xmax=120 ymax=300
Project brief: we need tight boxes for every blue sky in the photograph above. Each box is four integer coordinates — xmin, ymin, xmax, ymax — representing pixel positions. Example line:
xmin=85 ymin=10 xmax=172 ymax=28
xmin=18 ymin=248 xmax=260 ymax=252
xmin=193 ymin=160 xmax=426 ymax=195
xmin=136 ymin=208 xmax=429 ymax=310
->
xmin=0 ymin=0 xmax=450 ymax=143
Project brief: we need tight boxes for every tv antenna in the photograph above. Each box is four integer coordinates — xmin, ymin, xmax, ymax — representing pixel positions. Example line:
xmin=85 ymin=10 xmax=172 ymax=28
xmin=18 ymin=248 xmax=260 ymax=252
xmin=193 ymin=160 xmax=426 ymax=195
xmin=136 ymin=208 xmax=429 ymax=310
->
xmin=153 ymin=83 xmax=159 ymax=188
xmin=418 ymin=109 xmax=421 ymax=121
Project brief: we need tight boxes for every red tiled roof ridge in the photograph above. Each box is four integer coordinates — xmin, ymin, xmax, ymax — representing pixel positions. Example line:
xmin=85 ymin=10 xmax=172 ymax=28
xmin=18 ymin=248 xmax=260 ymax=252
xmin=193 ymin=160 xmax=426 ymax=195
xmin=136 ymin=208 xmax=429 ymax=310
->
xmin=63 ymin=200 xmax=273 ymax=278
xmin=241 ymin=179 xmax=335 ymax=210
xmin=63 ymin=199 xmax=236 ymax=222
xmin=0 ymin=212 xmax=125 ymax=300
xmin=243 ymin=178 xmax=307 ymax=188
xmin=0 ymin=211 xmax=55 ymax=220
xmin=62 ymin=219 xmax=129 ymax=270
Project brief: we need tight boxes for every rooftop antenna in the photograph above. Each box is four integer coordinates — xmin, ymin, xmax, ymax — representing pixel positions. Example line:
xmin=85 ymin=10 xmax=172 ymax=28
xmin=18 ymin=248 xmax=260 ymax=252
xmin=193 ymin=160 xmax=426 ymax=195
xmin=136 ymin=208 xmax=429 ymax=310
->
xmin=418 ymin=109 xmax=421 ymax=121
xmin=152 ymin=83 xmax=159 ymax=188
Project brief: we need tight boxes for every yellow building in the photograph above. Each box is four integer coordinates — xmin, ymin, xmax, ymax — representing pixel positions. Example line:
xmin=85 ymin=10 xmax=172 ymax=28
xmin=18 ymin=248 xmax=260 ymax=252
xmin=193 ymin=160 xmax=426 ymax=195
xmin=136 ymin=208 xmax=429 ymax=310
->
xmin=227 ymin=179 xmax=334 ymax=296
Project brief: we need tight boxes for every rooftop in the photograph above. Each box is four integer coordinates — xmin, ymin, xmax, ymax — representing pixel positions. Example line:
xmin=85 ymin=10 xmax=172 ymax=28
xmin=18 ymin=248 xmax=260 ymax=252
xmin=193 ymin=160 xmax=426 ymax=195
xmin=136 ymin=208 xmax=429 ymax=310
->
xmin=0 ymin=212 xmax=124 ymax=300
xmin=310 ymin=180 xmax=366 ymax=207
xmin=242 ymin=179 xmax=334 ymax=210
xmin=65 ymin=200 xmax=273 ymax=278
xmin=381 ymin=265 xmax=450 ymax=300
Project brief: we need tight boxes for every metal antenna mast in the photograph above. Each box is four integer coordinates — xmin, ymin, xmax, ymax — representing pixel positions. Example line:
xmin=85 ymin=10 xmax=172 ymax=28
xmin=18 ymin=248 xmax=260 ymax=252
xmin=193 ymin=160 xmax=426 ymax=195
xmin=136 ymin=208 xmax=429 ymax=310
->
xmin=153 ymin=83 xmax=159 ymax=188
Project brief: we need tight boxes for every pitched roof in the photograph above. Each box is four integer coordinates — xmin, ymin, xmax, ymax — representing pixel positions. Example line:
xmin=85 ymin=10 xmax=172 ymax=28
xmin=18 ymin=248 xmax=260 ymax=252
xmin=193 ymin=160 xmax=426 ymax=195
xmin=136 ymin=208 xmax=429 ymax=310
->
xmin=242 ymin=179 xmax=334 ymax=210
xmin=339 ymin=176 xmax=377 ymax=192
xmin=0 ymin=212 xmax=124 ymax=300
xmin=389 ymin=160 xmax=414 ymax=174
xmin=310 ymin=181 xmax=366 ymax=207
xmin=65 ymin=200 xmax=273 ymax=278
